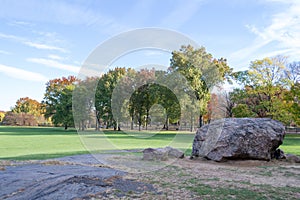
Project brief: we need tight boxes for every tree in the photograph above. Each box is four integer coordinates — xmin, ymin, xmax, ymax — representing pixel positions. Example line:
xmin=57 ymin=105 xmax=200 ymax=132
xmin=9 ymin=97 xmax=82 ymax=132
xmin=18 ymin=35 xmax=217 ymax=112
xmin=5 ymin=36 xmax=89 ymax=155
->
xmin=222 ymin=92 xmax=235 ymax=118
xmin=231 ymin=56 xmax=299 ymax=125
xmin=2 ymin=111 xmax=38 ymax=126
xmin=285 ymin=61 xmax=300 ymax=85
xmin=73 ymin=77 xmax=99 ymax=131
xmin=150 ymin=83 xmax=181 ymax=130
xmin=9 ymin=97 xmax=48 ymax=125
xmin=162 ymin=87 xmax=181 ymax=130
xmin=127 ymin=69 xmax=156 ymax=131
xmin=43 ymin=76 xmax=77 ymax=130
xmin=248 ymin=56 xmax=288 ymax=117
xmin=204 ymin=92 xmax=230 ymax=123
xmin=109 ymin=68 xmax=182 ymax=131
xmin=230 ymin=87 xmax=267 ymax=117
xmin=95 ymin=68 xmax=127 ymax=130
xmin=212 ymin=90 xmax=236 ymax=119
xmin=52 ymin=85 xmax=75 ymax=129
xmin=170 ymin=45 xmax=232 ymax=127
xmin=0 ymin=111 xmax=5 ymax=122
xmin=12 ymin=97 xmax=43 ymax=116
xmin=232 ymin=104 xmax=256 ymax=118
xmin=286 ymin=83 xmax=300 ymax=126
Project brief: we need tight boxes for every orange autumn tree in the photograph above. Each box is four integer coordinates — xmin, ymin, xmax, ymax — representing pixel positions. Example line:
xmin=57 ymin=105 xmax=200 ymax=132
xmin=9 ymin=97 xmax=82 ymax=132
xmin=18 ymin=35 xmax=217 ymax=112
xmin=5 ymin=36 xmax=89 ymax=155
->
xmin=12 ymin=97 xmax=43 ymax=117
xmin=2 ymin=97 xmax=45 ymax=126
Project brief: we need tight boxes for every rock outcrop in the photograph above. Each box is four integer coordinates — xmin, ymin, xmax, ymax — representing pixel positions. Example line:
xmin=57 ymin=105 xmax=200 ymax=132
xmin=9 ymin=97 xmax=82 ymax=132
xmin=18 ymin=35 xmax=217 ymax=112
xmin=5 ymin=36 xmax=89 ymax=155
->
xmin=192 ymin=118 xmax=285 ymax=162
xmin=285 ymin=154 xmax=300 ymax=163
xmin=143 ymin=147 xmax=184 ymax=161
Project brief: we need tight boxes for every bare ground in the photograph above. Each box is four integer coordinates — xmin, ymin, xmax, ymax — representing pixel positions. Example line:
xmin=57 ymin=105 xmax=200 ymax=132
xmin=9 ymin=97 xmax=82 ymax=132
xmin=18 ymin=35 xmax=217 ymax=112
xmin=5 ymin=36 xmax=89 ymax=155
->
xmin=121 ymin=158 xmax=300 ymax=199
xmin=1 ymin=154 xmax=299 ymax=200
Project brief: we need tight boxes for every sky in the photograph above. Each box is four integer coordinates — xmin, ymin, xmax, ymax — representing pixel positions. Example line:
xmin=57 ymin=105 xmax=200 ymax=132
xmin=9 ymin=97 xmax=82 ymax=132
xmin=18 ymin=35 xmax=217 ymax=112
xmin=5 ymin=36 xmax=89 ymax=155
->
xmin=1 ymin=0 xmax=300 ymax=111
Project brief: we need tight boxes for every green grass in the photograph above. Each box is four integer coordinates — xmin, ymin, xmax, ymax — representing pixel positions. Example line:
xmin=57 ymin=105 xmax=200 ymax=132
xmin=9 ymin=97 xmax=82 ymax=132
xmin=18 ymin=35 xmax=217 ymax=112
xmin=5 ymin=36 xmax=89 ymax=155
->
xmin=0 ymin=126 xmax=88 ymax=160
xmin=0 ymin=126 xmax=193 ymax=160
xmin=280 ymin=134 xmax=300 ymax=156
xmin=0 ymin=126 xmax=299 ymax=160
xmin=184 ymin=178 xmax=300 ymax=200
xmin=99 ymin=130 xmax=193 ymax=152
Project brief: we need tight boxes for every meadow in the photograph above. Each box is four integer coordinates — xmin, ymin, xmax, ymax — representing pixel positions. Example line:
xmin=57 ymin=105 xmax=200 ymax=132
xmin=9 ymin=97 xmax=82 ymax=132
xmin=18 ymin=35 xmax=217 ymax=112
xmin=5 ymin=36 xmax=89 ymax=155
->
xmin=0 ymin=126 xmax=299 ymax=160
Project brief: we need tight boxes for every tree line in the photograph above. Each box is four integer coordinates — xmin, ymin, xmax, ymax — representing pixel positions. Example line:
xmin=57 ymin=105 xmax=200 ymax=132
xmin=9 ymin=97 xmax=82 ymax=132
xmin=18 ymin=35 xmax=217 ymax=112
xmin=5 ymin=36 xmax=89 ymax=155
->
xmin=1 ymin=45 xmax=299 ymax=130
xmin=229 ymin=56 xmax=299 ymax=125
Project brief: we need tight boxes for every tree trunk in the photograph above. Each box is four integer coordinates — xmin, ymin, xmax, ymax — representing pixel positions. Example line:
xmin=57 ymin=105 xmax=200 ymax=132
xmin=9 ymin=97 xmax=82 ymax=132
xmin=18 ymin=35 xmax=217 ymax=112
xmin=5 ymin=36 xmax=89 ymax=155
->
xmin=190 ymin=113 xmax=194 ymax=132
xmin=131 ymin=115 xmax=134 ymax=130
xmin=64 ymin=124 xmax=68 ymax=130
xmin=165 ymin=115 xmax=169 ymax=130
xmin=138 ymin=114 xmax=141 ymax=131
xmin=199 ymin=114 xmax=203 ymax=128
xmin=145 ymin=109 xmax=150 ymax=130
xmin=116 ymin=119 xmax=119 ymax=131
xmin=95 ymin=119 xmax=99 ymax=131
xmin=95 ymin=113 xmax=99 ymax=131
xmin=81 ymin=120 xmax=85 ymax=131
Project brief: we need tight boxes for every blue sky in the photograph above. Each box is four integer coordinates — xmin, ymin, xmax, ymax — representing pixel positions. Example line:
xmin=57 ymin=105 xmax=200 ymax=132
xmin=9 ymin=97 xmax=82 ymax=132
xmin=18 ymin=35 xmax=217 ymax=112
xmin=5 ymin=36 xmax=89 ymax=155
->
xmin=0 ymin=0 xmax=300 ymax=111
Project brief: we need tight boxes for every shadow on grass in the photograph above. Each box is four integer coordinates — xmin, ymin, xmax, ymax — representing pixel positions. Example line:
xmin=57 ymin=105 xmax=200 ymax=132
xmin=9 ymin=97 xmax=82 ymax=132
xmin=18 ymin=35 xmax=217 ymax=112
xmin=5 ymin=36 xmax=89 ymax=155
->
xmin=85 ymin=134 xmax=194 ymax=140
xmin=0 ymin=126 xmax=77 ymax=136
xmin=0 ymin=151 xmax=89 ymax=160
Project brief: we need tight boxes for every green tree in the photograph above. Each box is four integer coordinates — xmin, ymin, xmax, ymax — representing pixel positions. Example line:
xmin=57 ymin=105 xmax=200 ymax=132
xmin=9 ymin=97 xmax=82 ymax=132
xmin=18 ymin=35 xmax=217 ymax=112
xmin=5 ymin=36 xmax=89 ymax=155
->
xmin=170 ymin=45 xmax=232 ymax=127
xmin=287 ymin=83 xmax=300 ymax=126
xmin=230 ymin=87 xmax=267 ymax=117
xmin=129 ymin=84 xmax=147 ymax=131
xmin=95 ymin=67 xmax=127 ymax=130
xmin=232 ymin=104 xmax=256 ymax=118
xmin=73 ymin=77 xmax=99 ymax=131
xmin=127 ymin=69 xmax=156 ymax=131
xmin=231 ymin=56 xmax=300 ymax=125
xmin=155 ymin=84 xmax=181 ymax=130
xmin=132 ymin=82 xmax=181 ymax=131
xmin=52 ymin=85 xmax=75 ymax=129
xmin=43 ymin=76 xmax=77 ymax=130
xmin=248 ymin=56 xmax=288 ymax=118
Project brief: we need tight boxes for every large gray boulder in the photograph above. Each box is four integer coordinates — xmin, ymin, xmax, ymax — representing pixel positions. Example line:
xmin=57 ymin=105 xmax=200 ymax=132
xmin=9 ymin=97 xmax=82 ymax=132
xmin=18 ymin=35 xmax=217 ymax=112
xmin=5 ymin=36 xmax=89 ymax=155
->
xmin=192 ymin=118 xmax=285 ymax=162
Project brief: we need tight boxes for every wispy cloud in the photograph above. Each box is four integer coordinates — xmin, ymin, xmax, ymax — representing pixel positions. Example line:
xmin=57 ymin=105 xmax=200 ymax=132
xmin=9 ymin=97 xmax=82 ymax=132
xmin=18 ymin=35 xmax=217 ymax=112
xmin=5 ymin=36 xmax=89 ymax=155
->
xmin=27 ymin=58 xmax=80 ymax=73
xmin=7 ymin=20 xmax=34 ymax=27
xmin=48 ymin=54 xmax=65 ymax=60
xmin=0 ymin=1 xmax=127 ymax=34
xmin=0 ymin=50 xmax=11 ymax=55
xmin=0 ymin=32 xmax=22 ymax=41
xmin=230 ymin=0 xmax=300 ymax=64
xmin=0 ymin=64 xmax=48 ymax=82
xmin=24 ymin=41 xmax=67 ymax=53
xmin=0 ymin=32 xmax=68 ymax=53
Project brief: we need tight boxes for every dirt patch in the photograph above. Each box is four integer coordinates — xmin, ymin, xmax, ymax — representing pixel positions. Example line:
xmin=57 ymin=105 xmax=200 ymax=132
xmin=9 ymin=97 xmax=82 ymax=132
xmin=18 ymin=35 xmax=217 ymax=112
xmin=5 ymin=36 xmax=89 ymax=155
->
xmin=124 ymin=157 xmax=300 ymax=199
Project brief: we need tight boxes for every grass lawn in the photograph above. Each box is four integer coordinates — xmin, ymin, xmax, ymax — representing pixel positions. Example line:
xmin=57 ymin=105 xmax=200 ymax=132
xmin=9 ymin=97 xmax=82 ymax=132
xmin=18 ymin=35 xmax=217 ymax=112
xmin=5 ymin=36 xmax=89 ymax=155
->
xmin=0 ymin=126 xmax=299 ymax=160
xmin=0 ymin=126 xmax=87 ymax=160
xmin=281 ymin=134 xmax=300 ymax=156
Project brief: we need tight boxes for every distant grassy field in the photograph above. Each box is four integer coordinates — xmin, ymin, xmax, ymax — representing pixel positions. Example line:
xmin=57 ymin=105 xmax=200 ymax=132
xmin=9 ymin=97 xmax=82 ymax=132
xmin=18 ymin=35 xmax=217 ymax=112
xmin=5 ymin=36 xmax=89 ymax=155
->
xmin=0 ymin=126 xmax=299 ymax=160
